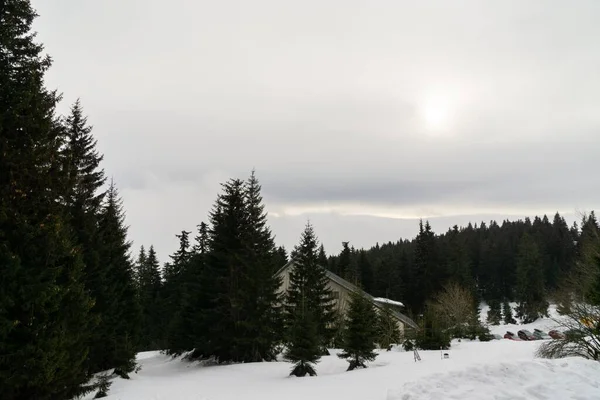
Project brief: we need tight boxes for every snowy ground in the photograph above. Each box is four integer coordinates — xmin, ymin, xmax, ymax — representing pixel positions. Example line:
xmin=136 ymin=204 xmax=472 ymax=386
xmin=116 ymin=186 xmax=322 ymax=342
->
xmin=87 ymin=305 xmax=600 ymax=400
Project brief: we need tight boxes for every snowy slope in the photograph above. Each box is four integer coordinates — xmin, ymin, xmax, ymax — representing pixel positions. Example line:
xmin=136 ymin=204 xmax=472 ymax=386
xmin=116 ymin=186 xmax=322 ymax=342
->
xmin=84 ymin=339 xmax=600 ymax=400
xmin=479 ymin=302 xmax=565 ymax=336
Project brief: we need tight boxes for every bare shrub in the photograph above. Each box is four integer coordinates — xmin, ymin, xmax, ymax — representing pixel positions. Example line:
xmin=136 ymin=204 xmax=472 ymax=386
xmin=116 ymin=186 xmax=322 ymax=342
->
xmin=536 ymin=302 xmax=600 ymax=361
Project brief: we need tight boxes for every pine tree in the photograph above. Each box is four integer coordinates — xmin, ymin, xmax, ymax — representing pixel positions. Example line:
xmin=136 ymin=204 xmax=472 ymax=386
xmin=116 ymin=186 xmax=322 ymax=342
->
xmin=486 ymin=300 xmax=502 ymax=325
xmin=336 ymin=241 xmax=351 ymax=277
xmin=273 ymin=245 xmax=288 ymax=271
xmin=137 ymin=245 xmax=162 ymax=350
xmin=96 ymin=182 xmax=141 ymax=377
xmin=515 ymin=232 xmax=548 ymax=323
xmin=286 ymin=222 xmax=337 ymax=354
xmin=338 ymin=290 xmax=379 ymax=370
xmin=59 ymin=96 xmax=111 ymax=378
xmin=283 ymin=309 xmax=321 ymax=377
xmin=196 ymin=178 xmax=247 ymax=361
xmin=134 ymin=245 xmax=147 ymax=290
xmin=502 ymin=300 xmax=516 ymax=324
xmin=178 ymin=224 xmax=208 ymax=358
xmin=0 ymin=2 xmax=94 ymax=397
xmin=357 ymin=250 xmax=374 ymax=293
xmin=317 ymin=244 xmax=328 ymax=268
xmin=163 ymin=230 xmax=193 ymax=355
xmin=376 ymin=305 xmax=401 ymax=351
xmin=410 ymin=220 xmax=440 ymax=313
xmin=234 ymin=170 xmax=282 ymax=361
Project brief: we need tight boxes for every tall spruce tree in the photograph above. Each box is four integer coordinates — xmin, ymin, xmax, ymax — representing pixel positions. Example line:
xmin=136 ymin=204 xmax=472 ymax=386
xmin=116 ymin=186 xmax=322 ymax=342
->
xmin=134 ymin=245 xmax=147 ymax=290
xmin=357 ymin=249 xmax=374 ymax=293
xmin=338 ymin=290 xmax=379 ymax=370
xmin=0 ymin=2 xmax=94 ymax=397
xmin=410 ymin=220 xmax=439 ymax=313
xmin=96 ymin=182 xmax=141 ymax=377
xmin=196 ymin=178 xmax=247 ymax=361
xmin=336 ymin=241 xmax=351 ymax=277
xmin=60 ymin=100 xmax=114 ymax=375
xmin=317 ymin=244 xmax=328 ymax=268
xmin=273 ymin=245 xmax=288 ymax=271
xmin=235 ymin=171 xmax=283 ymax=361
xmin=286 ymin=222 xmax=336 ymax=354
xmin=137 ymin=245 xmax=162 ymax=351
xmin=515 ymin=232 xmax=548 ymax=323
xmin=163 ymin=230 xmax=192 ymax=354
xmin=176 ymin=223 xmax=209 ymax=358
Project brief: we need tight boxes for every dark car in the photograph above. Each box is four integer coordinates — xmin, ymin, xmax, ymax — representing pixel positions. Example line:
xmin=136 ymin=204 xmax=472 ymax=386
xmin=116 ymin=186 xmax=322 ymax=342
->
xmin=564 ymin=329 xmax=585 ymax=339
xmin=504 ymin=331 xmax=521 ymax=340
xmin=533 ymin=329 xmax=551 ymax=340
xmin=548 ymin=330 xmax=565 ymax=339
xmin=518 ymin=329 xmax=536 ymax=341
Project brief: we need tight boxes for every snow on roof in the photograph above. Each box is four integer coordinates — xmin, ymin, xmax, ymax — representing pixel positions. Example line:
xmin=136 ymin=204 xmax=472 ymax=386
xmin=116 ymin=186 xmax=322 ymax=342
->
xmin=373 ymin=297 xmax=404 ymax=307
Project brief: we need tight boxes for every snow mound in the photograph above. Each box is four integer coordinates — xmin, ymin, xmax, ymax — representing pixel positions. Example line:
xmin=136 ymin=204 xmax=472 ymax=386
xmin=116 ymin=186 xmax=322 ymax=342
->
xmin=388 ymin=358 xmax=600 ymax=400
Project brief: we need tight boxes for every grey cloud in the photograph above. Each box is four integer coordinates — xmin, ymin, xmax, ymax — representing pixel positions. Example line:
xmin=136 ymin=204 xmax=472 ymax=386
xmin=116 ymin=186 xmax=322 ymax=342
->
xmin=31 ymin=0 xmax=600 ymax=260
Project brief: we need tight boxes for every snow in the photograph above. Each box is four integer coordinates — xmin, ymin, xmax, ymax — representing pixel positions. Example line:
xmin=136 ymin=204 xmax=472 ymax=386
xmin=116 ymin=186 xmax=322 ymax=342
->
xmin=373 ymin=297 xmax=405 ymax=307
xmin=85 ymin=305 xmax=600 ymax=400
xmin=479 ymin=302 xmax=565 ymax=337
xmin=389 ymin=358 xmax=600 ymax=400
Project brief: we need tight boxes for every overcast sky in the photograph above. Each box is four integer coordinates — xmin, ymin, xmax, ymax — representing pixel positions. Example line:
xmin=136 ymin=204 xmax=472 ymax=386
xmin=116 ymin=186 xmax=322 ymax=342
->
xmin=33 ymin=0 xmax=599 ymax=261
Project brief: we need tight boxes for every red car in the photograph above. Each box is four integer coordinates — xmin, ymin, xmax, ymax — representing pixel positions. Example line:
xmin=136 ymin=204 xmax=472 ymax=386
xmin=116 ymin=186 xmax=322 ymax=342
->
xmin=504 ymin=331 xmax=522 ymax=340
xmin=549 ymin=330 xmax=565 ymax=339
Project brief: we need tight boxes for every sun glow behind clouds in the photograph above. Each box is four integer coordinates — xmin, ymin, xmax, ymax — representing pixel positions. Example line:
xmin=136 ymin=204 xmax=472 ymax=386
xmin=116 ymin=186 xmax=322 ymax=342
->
xmin=417 ymin=89 xmax=461 ymax=135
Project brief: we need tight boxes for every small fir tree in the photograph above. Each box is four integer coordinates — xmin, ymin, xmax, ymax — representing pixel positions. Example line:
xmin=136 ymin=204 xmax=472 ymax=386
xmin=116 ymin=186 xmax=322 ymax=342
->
xmin=338 ymin=290 xmax=379 ymax=370
xmin=486 ymin=300 xmax=502 ymax=325
xmin=284 ymin=309 xmax=321 ymax=377
xmin=502 ymin=300 xmax=516 ymax=324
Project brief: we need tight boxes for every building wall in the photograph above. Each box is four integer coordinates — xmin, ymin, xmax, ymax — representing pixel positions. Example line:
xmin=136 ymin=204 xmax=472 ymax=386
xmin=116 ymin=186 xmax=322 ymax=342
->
xmin=276 ymin=264 xmax=405 ymax=334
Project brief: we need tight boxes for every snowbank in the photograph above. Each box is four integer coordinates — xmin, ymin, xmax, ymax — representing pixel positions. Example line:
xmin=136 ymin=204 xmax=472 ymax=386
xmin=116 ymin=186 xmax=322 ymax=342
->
xmin=84 ymin=339 xmax=600 ymax=400
xmin=388 ymin=358 xmax=600 ymax=400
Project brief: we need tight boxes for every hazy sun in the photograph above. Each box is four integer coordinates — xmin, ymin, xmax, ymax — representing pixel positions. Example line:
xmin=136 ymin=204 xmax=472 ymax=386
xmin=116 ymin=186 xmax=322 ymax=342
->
xmin=417 ymin=92 xmax=456 ymax=134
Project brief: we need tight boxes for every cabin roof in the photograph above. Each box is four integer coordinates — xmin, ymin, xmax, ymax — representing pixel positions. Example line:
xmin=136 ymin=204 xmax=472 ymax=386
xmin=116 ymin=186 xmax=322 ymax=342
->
xmin=275 ymin=260 xmax=417 ymax=329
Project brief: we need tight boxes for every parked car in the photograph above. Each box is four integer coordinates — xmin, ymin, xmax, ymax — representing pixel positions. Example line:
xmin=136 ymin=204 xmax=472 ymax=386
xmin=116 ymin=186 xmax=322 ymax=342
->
xmin=548 ymin=330 xmax=565 ymax=339
xmin=533 ymin=329 xmax=551 ymax=340
xmin=493 ymin=334 xmax=503 ymax=340
xmin=504 ymin=331 xmax=521 ymax=340
xmin=564 ymin=329 xmax=585 ymax=339
xmin=518 ymin=329 xmax=536 ymax=341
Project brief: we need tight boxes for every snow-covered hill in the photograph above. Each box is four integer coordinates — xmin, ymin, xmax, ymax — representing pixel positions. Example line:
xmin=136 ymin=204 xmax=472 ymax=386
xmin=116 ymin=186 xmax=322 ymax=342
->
xmin=85 ymin=337 xmax=600 ymax=400
xmin=479 ymin=302 xmax=565 ymax=337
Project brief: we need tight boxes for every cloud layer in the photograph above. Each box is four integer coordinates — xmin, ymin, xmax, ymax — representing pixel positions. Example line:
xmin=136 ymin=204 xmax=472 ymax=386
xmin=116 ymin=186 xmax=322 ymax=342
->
xmin=33 ymin=0 xmax=600 ymax=258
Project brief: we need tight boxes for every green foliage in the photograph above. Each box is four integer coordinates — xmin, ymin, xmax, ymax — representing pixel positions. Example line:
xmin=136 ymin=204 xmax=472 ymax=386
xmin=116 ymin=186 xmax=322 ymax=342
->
xmin=285 ymin=222 xmax=337 ymax=352
xmin=136 ymin=245 xmax=163 ymax=351
xmin=357 ymin=250 xmax=374 ymax=294
xmin=0 ymin=1 xmax=95 ymax=397
xmin=93 ymin=374 xmax=112 ymax=398
xmin=515 ymin=232 xmax=549 ymax=323
xmin=283 ymin=310 xmax=320 ymax=377
xmin=414 ymin=306 xmax=451 ymax=350
xmin=95 ymin=183 xmax=141 ymax=376
xmin=502 ymin=300 xmax=516 ymax=324
xmin=338 ymin=291 xmax=379 ymax=370
xmin=486 ymin=300 xmax=502 ymax=325
xmin=182 ymin=173 xmax=282 ymax=363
